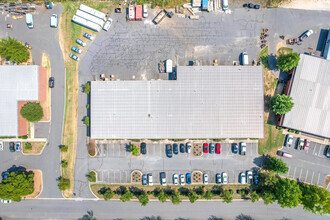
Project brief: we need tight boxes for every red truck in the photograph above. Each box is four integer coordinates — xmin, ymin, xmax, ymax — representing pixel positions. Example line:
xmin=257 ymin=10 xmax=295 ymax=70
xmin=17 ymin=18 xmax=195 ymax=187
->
xmin=135 ymin=5 xmax=142 ymax=21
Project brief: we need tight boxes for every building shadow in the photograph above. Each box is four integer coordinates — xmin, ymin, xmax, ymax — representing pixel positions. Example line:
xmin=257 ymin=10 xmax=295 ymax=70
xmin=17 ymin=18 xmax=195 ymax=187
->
xmin=316 ymin=29 xmax=329 ymax=54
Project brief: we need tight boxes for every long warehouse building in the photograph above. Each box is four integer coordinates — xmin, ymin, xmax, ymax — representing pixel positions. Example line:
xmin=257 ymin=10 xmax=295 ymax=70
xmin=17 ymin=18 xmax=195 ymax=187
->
xmin=91 ymin=66 xmax=264 ymax=139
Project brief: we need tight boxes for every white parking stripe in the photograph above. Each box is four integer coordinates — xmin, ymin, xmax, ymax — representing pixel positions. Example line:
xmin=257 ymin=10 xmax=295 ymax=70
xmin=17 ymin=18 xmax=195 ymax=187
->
xmin=287 ymin=165 xmax=291 ymax=177
xmin=313 ymin=145 xmax=317 ymax=155
xmin=311 ymin=171 xmax=315 ymax=184
xmin=305 ymin=170 xmax=308 ymax=182
xmin=318 ymin=145 xmax=324 ymax=157
xmin=293 ymin=167 xmax=297 ymax=178
xmin=317 ymin=173 xmax=321 ymax=185
xmin=299 ymin=168 xmax=303 ymax=180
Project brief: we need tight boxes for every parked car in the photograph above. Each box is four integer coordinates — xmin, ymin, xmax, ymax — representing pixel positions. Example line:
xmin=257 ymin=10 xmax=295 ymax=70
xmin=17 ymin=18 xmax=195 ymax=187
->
xmin=240 ymin=142 xmax=246 ymax=155
xmin=2 ymin=171 xmax=9 ymax=180
xmin=83 ymin=32 xmax=94 ymax=40
xmin=103 ymin=18 xmax=113 ymax=31
xmin=246 ymin=171 xmax=253 ymax=184
xmin=160 ymin=172 xmax=166 ymax=186
xmin=216 ymin=173 xmax=221 ymax=184
xmin=203 ymin=143 xmax=209 ymax=153
xmin=299 ymin=30 xmax=313 ymax=41
xmin=9 ymin=142 xmax=15 ymax=152
xmin=254 ymin=173 xmax=258 ymax=185
xmin=222 ymin=172 xmax=228 ymax=184
xmin=173 ymin=144 xmax=178 ymax=154
xmin=0 ymin=141 xmax=3 ymax=151
xmin=304 ymin=139 xmax=310 ymax=150
xmin=76 ymin=39 xmax=86 ymax=47
xmin=166 ymin=144 xmax=173 ymax=158
xmin=209 ymin=143 xmax=215 ymax=154
xmin=148 ymin=173 xmax=153 ymax=186
xmin=242 ymin=52 xmax=249 ymax=65
xmin=173 ymin=174 xmax=179 ymax=185
xmin=298 ymin=138 xmax=305 ymax=150
xmin=326 ymin=145 xmax=330 ymax=158
xmin=180 ymin=144 xmax=185 ymax=153
xmin=69 ymin=53 xmax=79 ymax=61
xmin=50 ymin=14 xmax=58 ymax=28
xmin=186 ymin=142 xmax=192 ymax=153
xmin=248 ymin=3 xmax=254 ymax=8
xmin=254 ymin=4 xmax=260 ymax=9
xmin=0 ymin=199 xmax=11 ymax=204
xmin=216 ymin=143 xmax=221 ymax=154
xmin=179 ymin=174 xmax=185 ymax=185
xmin=203 ymin=173 xmax=208 ymax=185
xmin=71 ymin=46 xmax=82 ymax=54
xmin=49 ymin=77 xmax=55 ymax=88
xmin=142 ymin=174 xmax=147 ymax=186
xmin=286 ymin=134 xmax=293 ymax=147
xmin=232 ymin=143 xmax=238 ymax=154
xmin=277 ymin=150 xmax=293 ymax=158
xmin=143 ymin=4 xmax=148 ymax=18
xmin=15 ymin=142 xmax=21 ymax=152
xmin=240 ymin=172 xmax=246 ymax=184
xmin=140 ymin=142 xmax=146 ymax=155
xmin=186 ymin=173 xmax=192 ymax=185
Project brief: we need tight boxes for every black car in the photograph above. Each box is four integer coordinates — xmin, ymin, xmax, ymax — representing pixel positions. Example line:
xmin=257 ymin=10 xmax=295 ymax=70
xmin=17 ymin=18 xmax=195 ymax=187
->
xmin=232 ymin=143 xmax=238 ymax=154
xmin=9 ymin=142 xmax=15 ymax=152
xmin=49 ymin=77 xmax=55 ymax=88
xmin=254 ymin=4 xmax=260 ymax=9
xmin=167 ymin=11 xmax=174 ymax=18
xmin=326 ymin=145 xmax=330 ymax=158
xmin=180 ymin=144 xmax=185 ymax=153
xmin=140 ymin=142 xmax=146 ymax=155
xmin=166 ymin=144 xmax=173 ymax=158
xmin=248 ymin=3 xmax=254 ymax=8
xmin=173 ymin=144 xmax=178 ymax=154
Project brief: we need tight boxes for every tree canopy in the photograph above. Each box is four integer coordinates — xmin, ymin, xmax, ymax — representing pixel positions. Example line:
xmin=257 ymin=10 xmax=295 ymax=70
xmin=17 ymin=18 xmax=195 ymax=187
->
xmin=138 ymin=193 xmax=149 ymax=206
xmin=0 ymin=171 xmax=34 ymax=202
xmin=20 ymin=102 xmax=44 ymax=122
xmin=171 ymin=191 xmax=182 ymax=205
xmin=300 ymin=184 xmax=330 ymax=214
xmin=157 ymin=190 xmax=167 ymax=203
xmin=277 ymin=52 xmax=300 ymax=72
xmin=275 ymin=178 xmax=302 ymax=208
xmin=188 ymin=191 xmax=198 ymax=203
xmin=120 ymin=191 xmax=133 ymax=202
xmin=271 ymin=94 xmax=294 ymax=115
xmin=0 ymin=37 xmax=30 ymax=64
xmin=221 ymin=190 xmax=233 ymax=203
xmin=263 ymin=155 xmax=289 ymax=174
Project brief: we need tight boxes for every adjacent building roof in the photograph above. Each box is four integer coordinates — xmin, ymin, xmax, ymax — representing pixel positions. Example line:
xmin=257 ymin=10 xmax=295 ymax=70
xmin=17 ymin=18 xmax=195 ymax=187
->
xmin=91 ymin=66 xmax=264 ymax=139
xmin=282 ymin=54 xmax=330 ymax=138
xmin=323 ymin=29 xmax=330 ymax=60
xmin=0 ymin=66 xmax=39 ymax=136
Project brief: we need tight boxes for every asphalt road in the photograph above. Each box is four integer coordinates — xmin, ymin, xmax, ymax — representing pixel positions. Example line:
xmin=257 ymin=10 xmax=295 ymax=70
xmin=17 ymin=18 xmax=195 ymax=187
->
xmin=0 ymin=6 xmax=65 ymax=198
xmin=0 ymin=199 xmax=328 ymax=219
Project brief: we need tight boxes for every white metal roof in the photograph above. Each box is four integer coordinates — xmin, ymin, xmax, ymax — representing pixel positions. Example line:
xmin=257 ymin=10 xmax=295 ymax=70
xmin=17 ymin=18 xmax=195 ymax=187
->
xmin=0 ymin=65 xmax=39 ymax=136
xmin=91 ymin=66 xmax=264 ymax=139
xmin=282 ymin=54 xmax=330 ymax=138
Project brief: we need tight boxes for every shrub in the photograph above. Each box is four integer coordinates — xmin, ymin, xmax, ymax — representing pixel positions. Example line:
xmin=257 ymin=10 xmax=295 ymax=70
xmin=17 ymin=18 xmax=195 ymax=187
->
xmin=295 ymin=131 xmax=300 ymax=134
xmin=171 ymin=191 xmax=182 ymax=205
xmin=138 ymin=193 xmax=149 ymax=206
xmin=221 ymin=190 xmax=233 ymax=203
xmin=187 ymin=191 xmax=198 ymax=203
xmin=25 ymin=142 xmax=32 ymax=150
xmin=83 ymin=116 xmax=90 ymax=127
xmin=88 ymin=171 xmax=96 ymax=182
xmin=129 ymin=144 xmax=140 ymax=156
xmin=263 ymin=155 xmax=289 ymax=174
xmin=61 ymin=160 xmax=68 ymax=168
xmin=0 ymin=37 xmax=30 ymax=64
xmin=20 ymin=102 xmax=44 ymax=122
xmin=58 ymin=178 xmax=70 ymax=191
xmin=83 ymin=82 xmax=91 ymax=94
xmin=120 ymin=191 xmax=133 ymax=202
xmin=203 ymin=190 xmax=213 ymax=200
xmin=60 ymin=145 xmax=68 ymax=152
xmin=250 ymin=191 xmax=260 ymax=203
xmin=271 ymin=94 xmax=294 ymax=115
xmin=288 ymin=129 xmax=294 ymax=133
xmin=277 ymin=52 xmax=300 ymax=72
xmin=103 ymin=189 xmax=114 ymax=201
xmin=157 ymin=190 xmax=167 ymax=203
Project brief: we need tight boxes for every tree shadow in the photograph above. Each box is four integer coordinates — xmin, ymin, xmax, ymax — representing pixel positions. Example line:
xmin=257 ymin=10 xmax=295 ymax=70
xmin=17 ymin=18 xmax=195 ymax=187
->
xmin=253 ymin=156 xmax=266 ymax=167
xmin=78 ymin=210 xmax=95 ymax=220
xmin=140 ymin=217 xmax=162 ymax=220
xmin=163 ymin=187 xmax=175 ymax=196
xmin=115 ymin=186 xmax=127 ymax=195
xmin=153 ymin=187 xmax=162 ymax=197
xmin=129 ymin=186 xmax=144 ymax=197
xmin=178 ymin=187 xmax=189 ymax=196
xmin=211 ymin=185 xmax=223 ymax=195
xmin=194 ymin=185 xmax=205 ymax=195
xmin=236 ymin=214 xmax=254 ymax=220
xmin=316 ymin=29 xmax=329 ymax=53
xmin=208 ymin=216 xmax=224 ymax=220
xmin=7 ymin=165 xmax=27 ymax=173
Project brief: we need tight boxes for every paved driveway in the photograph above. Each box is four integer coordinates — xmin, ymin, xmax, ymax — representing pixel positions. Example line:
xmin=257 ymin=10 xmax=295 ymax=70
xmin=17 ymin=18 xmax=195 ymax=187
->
xmin=93 ymin=142 xmax=259 ymax=184
xmin=278 ymin=136 xmax=329 ymax=188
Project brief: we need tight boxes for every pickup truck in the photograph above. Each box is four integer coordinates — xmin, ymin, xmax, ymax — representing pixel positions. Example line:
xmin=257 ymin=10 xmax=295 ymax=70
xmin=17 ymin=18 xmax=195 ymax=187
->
xmin=153 ymin=9 xmax=168 ymax=24
xmin=240 ymin=142 xmax=247 ymax=155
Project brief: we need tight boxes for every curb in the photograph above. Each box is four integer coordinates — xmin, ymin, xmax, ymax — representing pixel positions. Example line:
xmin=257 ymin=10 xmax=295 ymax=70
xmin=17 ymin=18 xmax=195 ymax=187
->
xmin=21 ymin=141 xmax=48 ymax=156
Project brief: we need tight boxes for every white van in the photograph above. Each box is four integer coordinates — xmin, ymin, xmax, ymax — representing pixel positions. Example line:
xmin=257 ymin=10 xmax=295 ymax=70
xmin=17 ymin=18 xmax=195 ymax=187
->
xmin=222 ymin=0 xmax=228 ymax=11
xmin=143 ymin=4 xmax=148 ymax=18
xmin=50 ymin=14 xmax=58 ymax=28
xmin=166 ymin=59 xmax=173 ymax=73
xmin=242 ymin=52 xmax=249 ymax=65
xmin=26 ymin=13 xmax=33 ymax=29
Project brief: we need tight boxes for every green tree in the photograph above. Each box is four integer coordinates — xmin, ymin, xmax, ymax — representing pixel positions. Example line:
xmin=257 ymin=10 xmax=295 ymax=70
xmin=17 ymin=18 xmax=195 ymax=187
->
xmin=277 ymin=52 xmax=300 ymax=72
xmin=129 ymin=144 xmax=140 ymax=156
xmin=0 ymin=171 xmax=34 ymax=202
xmin=275 ymin=178 xmax=302 ymax=208
xmin=20 ymin=102 xmax=44 ymax=122
xmin=0 ymin=37 xmax=30 ymax=64
xmin=61 ymin=160 xmax=68 ymax=168
xmin=83 ymin=82 xmax=91 ymax=94
xmin=261 ymin=190 xmax=276 ymax=205
xmin=271 ymin=94 xmax=294 ymax=115
xmin=221 ymin=190 xmax=233 ymax=203
xmin=88 ymin=171 xmax=96 ymax=182
xmin=171 ymin=191 xmax=182 ymax=205
xmin=25 ymin=142 xmax=32 ymax=150
xmin=203 ymin=190 xmax=213 ymax=200
xmin=187 ymin=191 xmax=198 ymax=203
xmin=263 ymin=155 xmax=289 ymax=174
xmin=60 ymin=145 xmax=68 ymax=152
xmin=138 ymin=193 xmax=149 ymax=206
xmin=157 ymin=190 xmax=167 ymax=203
xmin=250 ymin=191 xmax=260 ymax=203
xmin=120 ymin=191 xmax=133 ymax=202
xmin=300 ymin=184 xmax=330 ymax=214
xmin=83 ymin=116 xmax=90 ymax=127
xmin=58 ymin=178 xmax=70 ymax=191
xmin=103 ymin=188 xmax=114 ymax=201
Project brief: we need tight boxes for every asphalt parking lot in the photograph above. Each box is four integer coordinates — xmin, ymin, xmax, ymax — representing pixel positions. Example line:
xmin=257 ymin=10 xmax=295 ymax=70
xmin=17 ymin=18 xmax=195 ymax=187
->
xmin=91 ymin=142 xmax=259 ymax=185
xmin=278 ymin=136 xmax=329 ymax=188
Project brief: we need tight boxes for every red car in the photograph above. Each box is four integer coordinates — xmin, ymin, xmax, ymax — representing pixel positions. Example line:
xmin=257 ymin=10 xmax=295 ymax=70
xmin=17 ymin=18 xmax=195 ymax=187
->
xmin=216 ymin=143 xmax=221 ymax=154
xmin=203 ymin=143 xmax=209 ymax=153
xmin=304 ymin=139 xmax=310 ymax=150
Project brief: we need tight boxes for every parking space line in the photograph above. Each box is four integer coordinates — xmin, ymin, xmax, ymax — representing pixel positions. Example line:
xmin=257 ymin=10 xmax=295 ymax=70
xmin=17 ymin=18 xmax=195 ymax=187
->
xmin=299 ymin=168 xmax=303 ymax=180
xmin=311 ymin=171 xmax=315 ymax=184
xmin=317 ymin=173 xmax=321 ymax=186
xmin=312 ymin=145 xmax=317 ymax=155
xmin=293 ymin=167 xmax=297 ymax=178
xmin=287 ymin=165 xmax=291 ymax=177
xmin=318 ymin=145 xmax=324 ymax=157
xmin=304 ymin=170 xmax=308 ymax=182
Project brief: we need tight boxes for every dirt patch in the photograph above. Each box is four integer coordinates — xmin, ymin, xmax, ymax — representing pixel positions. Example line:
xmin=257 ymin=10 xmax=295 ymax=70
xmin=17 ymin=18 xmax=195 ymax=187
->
xmin=88 ymin=138 xmax=96 ymax=156
xmin=40 ymin=54 xmax=51 ymax=121
xmin=131 ymin=170 xmax=142 ymax=184
xmin=324 ymin=176 xmax=330 ymax=189
xmin=22 ymin=142 xmax=46 ymax=154
xmin=193 ymin=143 xmax=202 ymax=156
xmin=192 ymin=171 xmax=203 ymax=183
xmin=25 ymin=170 xmax=42 ymax=199
xmin=280 ymin=0 xmax=330 ymax=11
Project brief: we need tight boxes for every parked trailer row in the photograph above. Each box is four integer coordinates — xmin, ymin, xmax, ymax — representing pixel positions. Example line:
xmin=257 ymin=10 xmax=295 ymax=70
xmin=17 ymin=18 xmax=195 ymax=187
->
xmin=153 ymin=9 xmax=168 ymax=24
xmin=79 ymin=4 xmax=106 ymax=21
xmin=75 ymin=9 xmax=105 ymax=27
xmin=72 ymin=15 xmax=101 ymax=32
xmin=127 ymin=5 xmax=147 ymax=21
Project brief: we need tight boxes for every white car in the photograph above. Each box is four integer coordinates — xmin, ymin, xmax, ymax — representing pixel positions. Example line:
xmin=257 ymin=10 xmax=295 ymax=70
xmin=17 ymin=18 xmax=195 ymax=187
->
xmin=240 ymin=172 xmax=246 ymax=184
xmin=222 ymin=172 xmax=228 ymax=184
xmin=286 ymin=134 xmax=293 ymax=147
xmin=173 ymin=174 xmax=179 ymax=185
xmin=299 ymin=29 xmax=313 ymax=41
xmin=179 ymin=174 xmax=185 ymax=185
xmin=0 ymin=141 xmax=3 ymax=151
xmin=203 ymin=173 xmax=208 ymax=185
xmin=50 ymin=14 xmax=58 ymax=28
xmin=143 ymin=4 xmax=148 ymax=18
xmin=240 ymin=142 xmax=247 ymax=155
xmin=148 ymin=173 xmax=153 ymax=186
xmin=246 ymin=171 xmax=253 ymax=184
xmin=1 ymin=199 xmax=11 ymax=204
xmin=103 ymin=18 xmax=113 ymax=31
xmin=186 ymin=142 xmax=192 ymax=153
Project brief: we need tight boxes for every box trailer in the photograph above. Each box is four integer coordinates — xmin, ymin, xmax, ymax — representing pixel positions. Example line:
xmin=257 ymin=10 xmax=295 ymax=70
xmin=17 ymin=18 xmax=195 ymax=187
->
xmin=79 ymin=4 xmax=106 ymax=21
xmin=153 ymin=9 xmax=168 ymax=24
xmin=72 ymin=15 xmax=101 ymax=32
xmin=192 ymin=0 xmax=202 ymax=7
xmin=128 ymin=5 xmax=135 ymax=21
xmin=135 ymin=5 xmax=142 ymax=21
xmin=75 ymin=9 xmax=104 ymax=27
xmin=202 ymin=0 xmax=208 ymax=10
xmin=166 ymin=59 xmax=173 ymax=73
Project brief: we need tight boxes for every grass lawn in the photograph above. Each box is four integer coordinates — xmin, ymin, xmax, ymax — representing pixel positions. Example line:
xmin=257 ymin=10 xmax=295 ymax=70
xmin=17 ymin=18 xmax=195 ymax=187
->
xmin=59 ymin=1 xmax=116 ymax=198
xmin=277 ymin=47 xmax=293 ymax=56
xmin=258 ymin=125 xmax=285 ymax=156
xmin=258 ymin=46 xmax=269 ymax=70
xmin=22 ymin=142 xmax=46 ymax=154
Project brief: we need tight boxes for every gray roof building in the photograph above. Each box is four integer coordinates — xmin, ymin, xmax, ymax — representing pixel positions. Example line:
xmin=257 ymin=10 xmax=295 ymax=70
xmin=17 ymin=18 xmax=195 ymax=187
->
xmin=91 ymin=66 xmax=264 ymax=139
xmin=0 ymin=65 xmax=39 ymax=136
xmin=281 ymin=54 xmax=330 ymax=138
